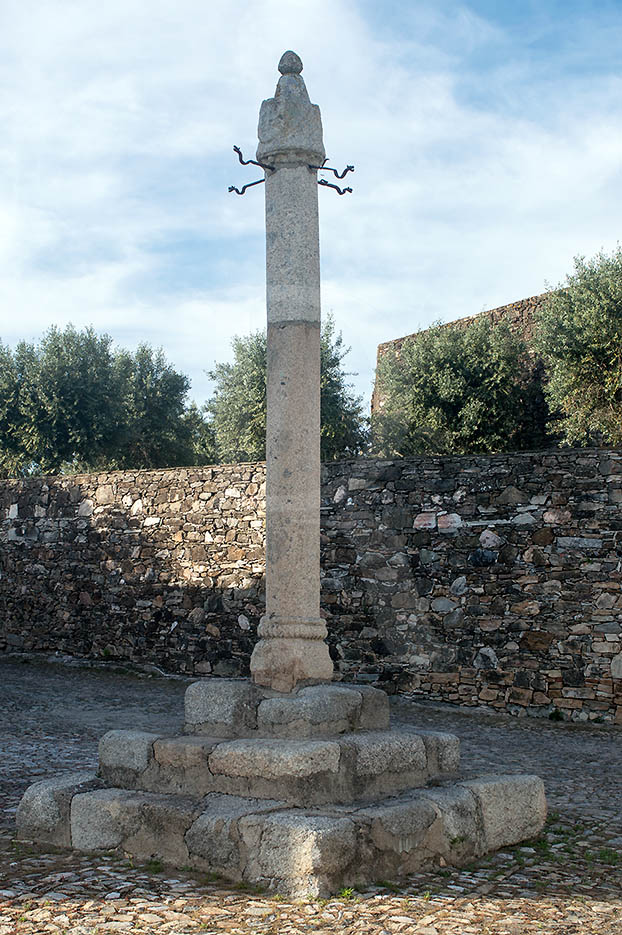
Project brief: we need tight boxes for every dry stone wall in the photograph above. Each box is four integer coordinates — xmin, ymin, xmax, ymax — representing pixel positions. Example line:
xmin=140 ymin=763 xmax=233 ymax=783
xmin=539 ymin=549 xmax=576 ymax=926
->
xmin=1 ymin=451 xmax=621 ymax=723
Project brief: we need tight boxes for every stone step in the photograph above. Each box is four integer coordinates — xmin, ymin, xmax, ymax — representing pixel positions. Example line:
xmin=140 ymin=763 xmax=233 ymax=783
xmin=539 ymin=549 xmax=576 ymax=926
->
xmin=97 ymin=727 xmax=460 ymax=806
xmin=17 ymin=773 xmax=546 ymax=897
xmin=183 ymin=679 xmax=391 ymax=738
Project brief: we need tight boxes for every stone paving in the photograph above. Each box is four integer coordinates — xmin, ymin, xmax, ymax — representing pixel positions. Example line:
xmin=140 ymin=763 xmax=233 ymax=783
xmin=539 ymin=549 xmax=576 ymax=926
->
xmin=1 ymin=656 xmax=621 ymax=934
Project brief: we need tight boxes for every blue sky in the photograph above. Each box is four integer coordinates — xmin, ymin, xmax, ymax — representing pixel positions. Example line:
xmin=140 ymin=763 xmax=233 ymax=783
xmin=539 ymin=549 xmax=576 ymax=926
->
xmin=1 ymin=0 xmax=621 ymax=410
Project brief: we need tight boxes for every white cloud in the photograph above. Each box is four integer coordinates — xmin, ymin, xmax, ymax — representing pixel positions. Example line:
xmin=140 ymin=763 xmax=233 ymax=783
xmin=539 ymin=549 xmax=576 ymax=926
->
xmin=1 ymin=0 xmax=621 ymax=409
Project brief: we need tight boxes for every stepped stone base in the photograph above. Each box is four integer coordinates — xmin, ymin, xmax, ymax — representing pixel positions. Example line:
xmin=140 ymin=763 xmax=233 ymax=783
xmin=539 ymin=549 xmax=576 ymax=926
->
xmin=183 ymin=679 xmax=390 ymax=737
xmin=16 ymin=678 xmax=547 ymax=896
xmin=97 ymin=726 xmax=459 ymax=805
xmin=17 ymin=772 xmax=546 ymax=897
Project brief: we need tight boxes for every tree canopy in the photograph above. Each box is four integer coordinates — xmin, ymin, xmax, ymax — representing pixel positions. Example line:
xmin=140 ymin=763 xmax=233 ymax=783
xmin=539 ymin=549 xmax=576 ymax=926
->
xmin=534 ymin=247 xmax=622 ymax=447
xmin=0 ymin=326 xmax=208 ymax=476
xmin=206 ymin=316 xmax=368 ymax=463
xmin=373 ymin=316 xmax=547 ymax=456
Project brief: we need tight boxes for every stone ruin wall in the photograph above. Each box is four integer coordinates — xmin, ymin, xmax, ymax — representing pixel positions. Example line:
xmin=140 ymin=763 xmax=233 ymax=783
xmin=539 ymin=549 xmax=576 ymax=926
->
xmin=371 ymin=293 xmax=549 ymax=414
xmin=1 ymin=449 xmax=621 ymax=724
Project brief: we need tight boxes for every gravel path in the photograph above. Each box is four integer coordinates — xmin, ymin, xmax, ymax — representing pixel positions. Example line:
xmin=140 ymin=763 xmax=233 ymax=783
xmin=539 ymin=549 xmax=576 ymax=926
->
xmin=1 ymin=657 xmax=621 ymax=934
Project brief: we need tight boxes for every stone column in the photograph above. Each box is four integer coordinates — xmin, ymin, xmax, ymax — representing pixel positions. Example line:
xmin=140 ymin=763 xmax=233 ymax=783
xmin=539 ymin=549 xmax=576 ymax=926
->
xmin=249 ymin=51 xmax=333 ymax=693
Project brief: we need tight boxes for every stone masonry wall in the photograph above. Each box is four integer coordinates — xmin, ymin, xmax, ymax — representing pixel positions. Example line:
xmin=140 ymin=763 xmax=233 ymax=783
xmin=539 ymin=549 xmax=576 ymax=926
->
xmin=1 ymin=450 xmax=621 ymax=723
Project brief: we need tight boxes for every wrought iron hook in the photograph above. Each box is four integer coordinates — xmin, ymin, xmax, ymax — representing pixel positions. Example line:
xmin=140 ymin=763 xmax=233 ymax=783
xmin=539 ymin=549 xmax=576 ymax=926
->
xmin=318 ymin=178 xmax=353 ymax=195
xmin=229 ymin=146 xmax=354 ymax=195
xmin=228 ymin=179 xmax=265 ymax=196
xmin=233 ymin=145 xmax=274 ymax=172
xmin=229 ymin=145 xmax=274 ymax=194
xmin=309 ymin=159 xmax=355 ymax=180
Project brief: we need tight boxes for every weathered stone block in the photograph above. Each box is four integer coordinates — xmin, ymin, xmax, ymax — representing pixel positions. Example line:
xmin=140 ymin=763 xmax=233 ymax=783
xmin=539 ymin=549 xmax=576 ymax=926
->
xmin=185 ymin=794 xmax=285 ymax=876
xmin=337 ymin=730 xmax=435 ymax=800
xmin=71 ymin=788 xmax=146 ymax=850
xmin=422 ymin=785 xmax=481 ymax=859
xmin=71 ymin=788 xmax=200 ymax=863
xmin=460 ymin=774 xmax=546 ymax=851
xmin=98 ymin=730 xmax=161 ymax=786
xmin=355 ymin=795 xmax=439 ymax=863
xmin=153 ymin=735 xmax=217 ymax=769
xmin=343 ymin=730 xmax=426 ymax=777
xmin=209 ymin=738 xmax=341 ymax=781
xmin=123 ymin=792 xmax=201 ymax=866
xmin=16 ymin=771 xmax=101 ymax=847
xmin=139 ymin=735 xmax=221 ymax=796
xmin=256 ymin=684 xmax=362 ymax=737
xmin=184 ymin=678 xmax=259 ymax=736
xmin=353 ymin=684 xmax=391 ymax=730
xmin=239 ymin=812 xmax=357 ymax=897
xmin=418 ymin=731 xmax=460 ymax=774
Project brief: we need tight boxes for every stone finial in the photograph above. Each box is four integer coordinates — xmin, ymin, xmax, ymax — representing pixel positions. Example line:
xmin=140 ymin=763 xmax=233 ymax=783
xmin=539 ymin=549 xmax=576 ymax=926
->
xmin=256 ymin=51 xmax=325 ymax=166
xmin=278 ymin=51 xmax=303 ymax=75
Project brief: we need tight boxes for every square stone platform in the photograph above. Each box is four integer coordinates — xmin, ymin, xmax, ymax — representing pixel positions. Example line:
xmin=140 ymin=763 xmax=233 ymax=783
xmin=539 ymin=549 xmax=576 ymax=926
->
xmin=17 ymin=679 xmax=546 ymax=896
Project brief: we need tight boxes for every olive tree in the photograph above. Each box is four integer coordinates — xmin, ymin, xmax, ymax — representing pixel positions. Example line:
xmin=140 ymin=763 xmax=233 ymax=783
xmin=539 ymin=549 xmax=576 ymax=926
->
xmin=373 ymin=316 xmax=546 ymax=456
xmin=534 ymin=248 xmax=622 ymax=446
xmin=206 ymin=315 xmax=368 ymax=463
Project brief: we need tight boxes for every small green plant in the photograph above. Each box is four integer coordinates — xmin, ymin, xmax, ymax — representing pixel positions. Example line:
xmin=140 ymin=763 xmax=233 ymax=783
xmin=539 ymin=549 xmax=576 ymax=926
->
xmin=337 ymin=886 xmax=355 ymax=900
xmin=311 ymin=895 xmax=329 ymax=906
xmin=144 ymin=858 xmax=163 ymax=874
xmin=533 ymin=839 xmax=552 ymax=857
xmin=10 ymin=839 xmax=36 ymax=855
xmin=597 ymin=848 xmax=621 ymax=865
xmin=422 ymin=890 xmax=432 ymax=901
xmin=549 ymin=709 xmax=564 ymax=722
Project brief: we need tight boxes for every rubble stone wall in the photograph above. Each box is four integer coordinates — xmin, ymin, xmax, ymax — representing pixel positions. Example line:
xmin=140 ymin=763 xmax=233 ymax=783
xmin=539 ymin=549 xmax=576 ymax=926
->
xmin=1 ymin=450 xmax=621 ymax=723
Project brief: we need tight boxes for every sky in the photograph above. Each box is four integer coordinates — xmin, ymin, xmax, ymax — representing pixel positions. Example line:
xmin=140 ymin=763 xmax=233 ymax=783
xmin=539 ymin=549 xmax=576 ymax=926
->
xmin=1 ymin=0 xmax=621 ymax=410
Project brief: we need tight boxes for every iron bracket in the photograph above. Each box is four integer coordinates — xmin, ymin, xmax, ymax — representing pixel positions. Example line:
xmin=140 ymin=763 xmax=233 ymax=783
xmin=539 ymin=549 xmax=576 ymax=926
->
xmin=318 ymin=178 xmax=353 ymax=195
xmin=309 ymin=159 xmax=355 ymax=180
xmin=228 ymin=145 xmax=274 ymax=195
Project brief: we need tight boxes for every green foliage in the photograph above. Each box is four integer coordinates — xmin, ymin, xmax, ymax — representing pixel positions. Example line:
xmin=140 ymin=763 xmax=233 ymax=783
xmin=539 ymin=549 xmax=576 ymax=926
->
xmin=319 ymin=316 xmax=369 ymax=461
xmin=111 ymin=343 xmax=198 ymax=470
xmin=0 ymin=343 xmax=24 ymax=476
xmin=2 ymin=326 xmax=121 ymax=475
xmin=336 ymin=886 xmax=355 ymax=900
xmin=206 ymin=315 xmax=368 ymax=463
xmin=373 ymin=316 xmax=545 ymax=456
xmin=534 ymin=247 xmax=622 ymax=446
xmin=0 ymin=325 xmax=212 ymax=476
xmin=206 ymin=331 xmax=268 ymax=463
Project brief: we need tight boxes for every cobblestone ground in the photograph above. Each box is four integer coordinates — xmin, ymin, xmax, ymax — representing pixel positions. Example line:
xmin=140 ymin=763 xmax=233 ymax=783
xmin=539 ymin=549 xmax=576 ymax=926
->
xmin=1 ymin=657 xmax=621 ymax=934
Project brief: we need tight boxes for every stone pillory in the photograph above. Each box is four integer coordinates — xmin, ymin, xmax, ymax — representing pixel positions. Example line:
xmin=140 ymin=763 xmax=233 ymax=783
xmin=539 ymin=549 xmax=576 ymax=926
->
xmin=15 ymin=52 xmax=547 ymax=898
xmin=249 ymin=51 xmax=333 ymax=692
